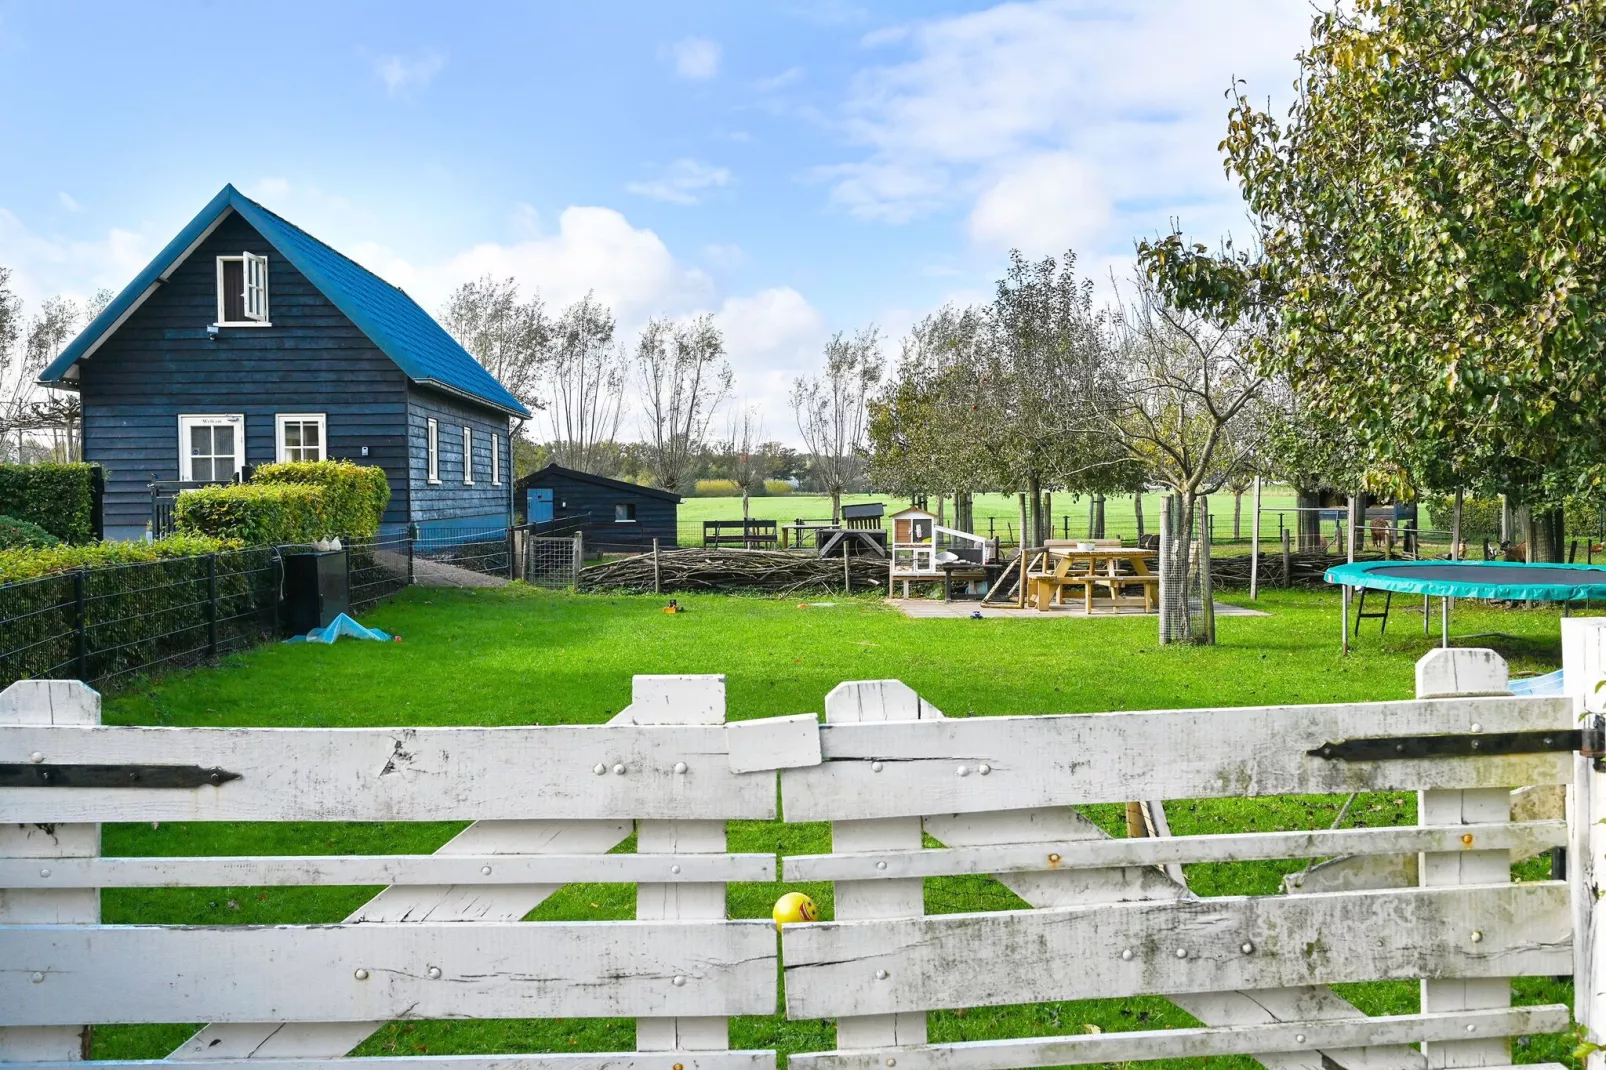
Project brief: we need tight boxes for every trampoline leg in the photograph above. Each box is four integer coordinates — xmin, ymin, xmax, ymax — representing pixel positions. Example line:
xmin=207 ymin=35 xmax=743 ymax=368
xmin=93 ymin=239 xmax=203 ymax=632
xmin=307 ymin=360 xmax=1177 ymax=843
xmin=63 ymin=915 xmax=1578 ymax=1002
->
xmin=1441 ymin=595 xmax=1450 ymax=648
xmin=1380 ymin=590 xmax=1391 ymax=635
xmin=1341 ymin=586 xmax=1350 ymax=655
xmin=1352 ymin=587 xmax=1365 ymax=637
xmin=1424 ymin=593 xmax=1430 ymax=635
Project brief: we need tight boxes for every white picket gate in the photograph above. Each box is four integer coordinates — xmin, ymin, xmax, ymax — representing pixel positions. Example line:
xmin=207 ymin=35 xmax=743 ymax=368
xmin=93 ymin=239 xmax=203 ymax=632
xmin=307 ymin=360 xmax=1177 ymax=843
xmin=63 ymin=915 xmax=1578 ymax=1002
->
xmin=5 ymin=625 xmax=1606 ymax=1070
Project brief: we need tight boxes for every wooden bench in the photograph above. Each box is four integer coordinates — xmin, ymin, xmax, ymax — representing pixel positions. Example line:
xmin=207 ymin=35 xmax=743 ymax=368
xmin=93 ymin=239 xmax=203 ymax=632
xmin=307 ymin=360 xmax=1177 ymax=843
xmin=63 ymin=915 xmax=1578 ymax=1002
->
xmin=703 ymin=519 xmax=778 ymax=548
xmin=1032 ymin=558 xmax=1100 ymax=613
xmin=1098 ymin=573 xmax=1160 ymax=612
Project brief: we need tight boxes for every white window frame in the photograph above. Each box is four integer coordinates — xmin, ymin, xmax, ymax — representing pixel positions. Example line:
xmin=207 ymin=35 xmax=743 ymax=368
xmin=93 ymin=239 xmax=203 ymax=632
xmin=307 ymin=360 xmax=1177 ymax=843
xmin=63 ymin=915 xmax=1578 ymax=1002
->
xmin=274 ymin=413 xmax=326 ymax=464
xmin=426 ymin=418 xmax=440 ymax=484
xmin=214 ymin=254 xmax=272 ymax=326
xmin=615 ymin=502 xmax=637 ymax=523
xmin=491 ymin=433 xmax=501 ymax=486
xmin=462 ymin=427 xmax=474 ymax=485
xmin=177 ymin=414 xmax=245 ymax=482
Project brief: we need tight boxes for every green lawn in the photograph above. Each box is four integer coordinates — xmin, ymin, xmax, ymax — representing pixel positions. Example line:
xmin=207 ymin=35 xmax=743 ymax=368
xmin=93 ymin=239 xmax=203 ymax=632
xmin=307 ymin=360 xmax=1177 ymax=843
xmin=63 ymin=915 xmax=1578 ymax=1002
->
xmin=677 ymin=489 xmax=1308 ymax=545
xmin=92 ymin=585 xmax=1584 ymax=1067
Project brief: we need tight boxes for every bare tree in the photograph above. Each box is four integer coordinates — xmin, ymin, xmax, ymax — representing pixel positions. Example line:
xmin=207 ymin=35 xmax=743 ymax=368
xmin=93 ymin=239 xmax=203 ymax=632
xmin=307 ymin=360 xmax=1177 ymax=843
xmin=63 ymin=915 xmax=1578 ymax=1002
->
xmin=1096 ymin=272 xmax=1266 ymax=643
xmin=721 ymin=403 xmax=768 ymax=521
xmin=636 ymin=314 xmax=731 ymax=492
xmin=440 ymin=275 xmax=549 ymax=410
xmin=543 ymin=293 xmax=625 ymax=474
xmin=2 ymin=287 xmax=82 ymax=463
xmin=792 ymin=326 xmax=883 ymax=523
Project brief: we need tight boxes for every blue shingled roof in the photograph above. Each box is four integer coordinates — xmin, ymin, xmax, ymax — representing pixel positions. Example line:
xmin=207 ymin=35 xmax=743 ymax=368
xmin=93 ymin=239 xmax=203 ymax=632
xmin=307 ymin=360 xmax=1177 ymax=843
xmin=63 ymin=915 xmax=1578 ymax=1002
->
xmin=39 ymin=185 xmax=531 ymax=417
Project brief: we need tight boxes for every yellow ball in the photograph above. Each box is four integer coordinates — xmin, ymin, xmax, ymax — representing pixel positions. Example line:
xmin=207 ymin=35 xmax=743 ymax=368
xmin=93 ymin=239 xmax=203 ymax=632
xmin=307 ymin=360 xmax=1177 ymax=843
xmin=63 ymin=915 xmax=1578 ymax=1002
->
xmin=772 ymin=891 xmax=817 ymax=930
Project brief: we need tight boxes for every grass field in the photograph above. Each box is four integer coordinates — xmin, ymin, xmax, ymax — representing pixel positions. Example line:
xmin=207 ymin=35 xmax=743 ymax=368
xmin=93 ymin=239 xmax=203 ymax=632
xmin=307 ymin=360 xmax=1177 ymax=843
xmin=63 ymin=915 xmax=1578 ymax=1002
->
xmin=91 ymin=585 xmax=1584 ymax=1067
xmin=676 ymin=489 xmax=1308 ymax=546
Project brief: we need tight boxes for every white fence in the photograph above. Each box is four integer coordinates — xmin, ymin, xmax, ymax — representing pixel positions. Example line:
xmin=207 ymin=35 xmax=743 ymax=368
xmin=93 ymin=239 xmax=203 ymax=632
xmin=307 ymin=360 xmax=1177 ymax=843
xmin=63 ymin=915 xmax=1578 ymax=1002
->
xmin=5 ymin=630 xmax=1606 ymax=1070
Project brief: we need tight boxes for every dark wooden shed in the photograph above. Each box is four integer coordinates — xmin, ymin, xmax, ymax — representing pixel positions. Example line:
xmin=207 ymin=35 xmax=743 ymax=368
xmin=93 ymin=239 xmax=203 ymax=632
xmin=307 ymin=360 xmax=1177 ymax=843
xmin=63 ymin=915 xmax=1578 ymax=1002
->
xmin=516 ymin=464 xmax=681 ymax=550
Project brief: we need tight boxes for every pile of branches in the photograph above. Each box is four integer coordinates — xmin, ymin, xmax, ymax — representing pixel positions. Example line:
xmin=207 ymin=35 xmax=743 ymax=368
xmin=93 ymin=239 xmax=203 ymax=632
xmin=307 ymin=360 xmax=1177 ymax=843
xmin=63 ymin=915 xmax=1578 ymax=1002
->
xmin=1210 ymin=550 xmax=1387 ymax=590
xmin=578 ymin=547 xmax=888 ymax=595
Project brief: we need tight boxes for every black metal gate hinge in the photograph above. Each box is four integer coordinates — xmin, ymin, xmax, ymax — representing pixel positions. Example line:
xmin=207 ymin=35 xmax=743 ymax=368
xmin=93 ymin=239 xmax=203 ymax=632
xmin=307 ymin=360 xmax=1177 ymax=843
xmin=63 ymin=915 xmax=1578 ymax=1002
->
xmin=1310 ymin=714 xmax=1606 ymax=770
xmin=0 ymin=764 xmax=242 ymax=788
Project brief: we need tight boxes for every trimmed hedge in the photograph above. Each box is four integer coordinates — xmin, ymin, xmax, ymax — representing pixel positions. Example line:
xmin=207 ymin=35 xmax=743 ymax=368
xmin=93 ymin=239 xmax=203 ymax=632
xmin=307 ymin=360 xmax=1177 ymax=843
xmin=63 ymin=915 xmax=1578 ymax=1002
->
xmin=254 ymin=461 xmax=390 ymax=538
xmin=0 ymin=534 xmax=275 ymax=689
xmin=173 ymin=484 xmax=329 ymax=545
xmin=0 ymin=515 xmax=62 ymax=549
xmin=0 ymin=463 xmax=99 ymax=543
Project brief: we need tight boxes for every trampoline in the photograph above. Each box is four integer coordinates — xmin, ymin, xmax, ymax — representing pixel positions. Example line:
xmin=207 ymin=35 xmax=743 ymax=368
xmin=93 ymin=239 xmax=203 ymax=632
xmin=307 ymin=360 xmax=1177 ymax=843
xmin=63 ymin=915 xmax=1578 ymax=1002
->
xmin=1325 ymin=559 xmax=1606 ymax=647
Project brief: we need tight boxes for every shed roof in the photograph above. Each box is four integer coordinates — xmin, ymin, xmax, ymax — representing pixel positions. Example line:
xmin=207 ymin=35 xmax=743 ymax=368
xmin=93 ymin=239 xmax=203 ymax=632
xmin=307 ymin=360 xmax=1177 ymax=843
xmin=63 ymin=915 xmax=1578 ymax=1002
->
xmin=38 ymin=185 xmax=530 ymax=418
xmin=519 ymin=463 xmax=683 ymax=504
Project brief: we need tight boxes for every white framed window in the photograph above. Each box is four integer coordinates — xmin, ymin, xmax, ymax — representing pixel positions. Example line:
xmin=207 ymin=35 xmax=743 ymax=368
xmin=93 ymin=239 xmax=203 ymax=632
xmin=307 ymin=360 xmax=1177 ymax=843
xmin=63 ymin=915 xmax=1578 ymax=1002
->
xmin=178 ymin=414 xmax=245 ymax=482
xmin=615 ymin=502 xmax=636 ymax=523
xmin=275 ymin=413 xmax=326 ymax=463
xmin=426 ymin=418 xmax=439 ymax=483
xmin=491 ymin=433 xmax=501 ymax=486
xmin=462 ymin=427 xmax=474 ymax=484
xmin=215 ymin=253 xmax=271 ymax=326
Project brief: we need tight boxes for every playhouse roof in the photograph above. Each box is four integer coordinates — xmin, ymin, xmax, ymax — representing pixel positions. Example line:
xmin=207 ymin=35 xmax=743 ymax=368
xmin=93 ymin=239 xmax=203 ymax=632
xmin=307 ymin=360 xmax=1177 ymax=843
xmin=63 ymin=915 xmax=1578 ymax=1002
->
xmin=889 ymin=506 xmax=935 ymax=518
xmin=38 ymin=184 xmax=531 ymax=418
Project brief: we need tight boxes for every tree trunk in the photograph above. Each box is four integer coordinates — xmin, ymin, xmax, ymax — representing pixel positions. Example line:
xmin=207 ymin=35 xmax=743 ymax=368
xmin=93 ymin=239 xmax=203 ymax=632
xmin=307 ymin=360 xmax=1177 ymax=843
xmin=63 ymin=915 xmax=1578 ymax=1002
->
xmin=1533 ymin=507 xmax=1566 ymax=562
xmin=742 ymin=489 xmax=750 ymax=521
xmin=1027 ymin=475 xmax=1042 ymax=548
xmin=1094 ymin=495 xmax=1105 ymax=539
xmin=1160 ymin=491 xmax=1200 ymax=645
xmin=1295 ymin=488 xmax=1323 ymax=551
xmin=1233 ymin=492 xmax=1243 ymax=539
xmin=830 ymin=488 xmax=842 ymax=525
xmin=1017 ymin=492 xmax=1029 ymax=551
xmin=1134 ymin=493 xmax=1145 ymax=538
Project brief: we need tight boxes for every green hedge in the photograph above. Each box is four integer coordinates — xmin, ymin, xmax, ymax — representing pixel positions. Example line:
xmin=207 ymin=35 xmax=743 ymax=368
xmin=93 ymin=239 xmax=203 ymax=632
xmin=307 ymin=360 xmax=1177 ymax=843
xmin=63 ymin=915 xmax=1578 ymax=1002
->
xmin=173 ymin=484 xmax=329 ymax=545
xmin=0 ymin=515 xmax=62 ymax=549
xmin=254 ymin=461 xmax=390 ymax=538
xmin=0 ymin=463 xmax=99 ymax=543
xmin=0 ymin=534 xmax=276 ymax=690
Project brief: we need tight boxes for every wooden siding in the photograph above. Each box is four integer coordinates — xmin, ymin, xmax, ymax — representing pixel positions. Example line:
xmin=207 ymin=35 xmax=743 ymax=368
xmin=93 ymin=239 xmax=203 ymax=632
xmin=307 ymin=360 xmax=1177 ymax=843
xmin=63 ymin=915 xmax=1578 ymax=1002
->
xmin=79 ymin=212 xmax=411 ymax=534
xmin=406 ymin=385 xmax=512 ymax=526
xmin=518 ymin=470 xmax=678 ymax=548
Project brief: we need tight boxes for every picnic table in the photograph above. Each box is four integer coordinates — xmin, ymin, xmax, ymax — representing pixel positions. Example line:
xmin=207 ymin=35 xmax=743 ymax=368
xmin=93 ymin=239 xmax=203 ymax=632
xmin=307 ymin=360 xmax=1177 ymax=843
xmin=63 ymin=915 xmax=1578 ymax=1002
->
xmin=1031 ymin=546 xmax=1159 ymax=613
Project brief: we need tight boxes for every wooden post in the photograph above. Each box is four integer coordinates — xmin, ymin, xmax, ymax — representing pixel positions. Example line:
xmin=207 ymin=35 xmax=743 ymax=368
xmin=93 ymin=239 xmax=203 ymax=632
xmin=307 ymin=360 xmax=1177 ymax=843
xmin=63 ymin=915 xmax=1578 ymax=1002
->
xmin=1199 ymin=497 xmax=1215 ymax=645
xmin=1414 ymin=648 xmax=1514 ymax=1067
xmin=1249 ymin=477 xmax=1262 ymax=600
xmin=823 ymin=681 xmax=932 ymax=1054
xmin=1017 ymin=492 xmax=1028 ymax=554
xmin=1565 ymin=617 xmax=1606 ymax=1063
xmin=843 ymin=543 xmax=851 ymax=594
xmin=1158 ymin=496 xmax=1175 ymax=644
xmin=1281 ymin=527 xmax=1292 ymax=588
xmin=572 ymin=531 xmax=583 ymax=592
xmin=652 ymin=537 xmax=661 ymax=594
xmin=0 ymin=680 xmax=101 ymax=1063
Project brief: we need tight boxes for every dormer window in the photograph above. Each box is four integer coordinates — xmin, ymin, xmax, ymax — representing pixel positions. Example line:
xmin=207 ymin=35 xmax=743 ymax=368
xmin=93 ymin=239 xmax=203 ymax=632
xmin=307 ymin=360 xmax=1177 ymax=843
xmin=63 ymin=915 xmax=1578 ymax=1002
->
xmin=216 ymin=253 xmax=270 ymax=326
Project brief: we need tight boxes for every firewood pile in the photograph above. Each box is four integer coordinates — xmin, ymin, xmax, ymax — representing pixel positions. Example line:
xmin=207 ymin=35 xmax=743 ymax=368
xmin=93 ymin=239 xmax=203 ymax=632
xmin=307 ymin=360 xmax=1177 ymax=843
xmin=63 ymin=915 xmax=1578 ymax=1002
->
xmin=577 ymin=547 xmax=888 ymax=595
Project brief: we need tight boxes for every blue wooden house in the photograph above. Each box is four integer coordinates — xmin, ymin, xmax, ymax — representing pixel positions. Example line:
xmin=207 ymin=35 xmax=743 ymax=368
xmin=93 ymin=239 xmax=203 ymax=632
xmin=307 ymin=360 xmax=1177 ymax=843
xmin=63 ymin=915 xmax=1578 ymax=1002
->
xmin=38 ymin=184 xmax=531 ymax=541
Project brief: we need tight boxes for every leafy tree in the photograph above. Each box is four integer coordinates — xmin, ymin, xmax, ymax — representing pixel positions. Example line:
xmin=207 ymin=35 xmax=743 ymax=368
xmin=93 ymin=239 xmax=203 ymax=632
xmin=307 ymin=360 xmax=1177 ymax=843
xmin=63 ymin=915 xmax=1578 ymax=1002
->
xmin=792 ymin=327 xmax=883 ymax=523
xmin=1145 ymin=0 xmax=1606 ymax=555
xmin=543 ymin=293 xmax=625 ymax=474
xmin=636 ymin=315 xmax=731 ymax=493
xmin=440 ymin=275 xmax=549 ymax=412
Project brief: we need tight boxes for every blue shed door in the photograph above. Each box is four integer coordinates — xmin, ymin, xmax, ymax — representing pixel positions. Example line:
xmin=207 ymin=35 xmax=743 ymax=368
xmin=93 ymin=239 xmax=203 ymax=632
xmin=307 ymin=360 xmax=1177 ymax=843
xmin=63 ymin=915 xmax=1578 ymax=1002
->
xmin=527 ymin=488 xmax=554 ymax=524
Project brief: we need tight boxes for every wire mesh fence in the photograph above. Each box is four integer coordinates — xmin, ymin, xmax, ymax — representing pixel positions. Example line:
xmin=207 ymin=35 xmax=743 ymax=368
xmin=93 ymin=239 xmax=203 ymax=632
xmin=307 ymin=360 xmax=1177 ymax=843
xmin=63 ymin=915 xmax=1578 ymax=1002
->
xmin=0 ymin=548 xmax=281 ymax=690
xmin=1157 ymin=496 xmax=1211 ymax=645
xmin=413 ymin=525 xmax=513 ymax=580
xmin=520 ymin=534 xmax=582 ymax=589
xmin=348 ymin=532 xmax=412 ymax=612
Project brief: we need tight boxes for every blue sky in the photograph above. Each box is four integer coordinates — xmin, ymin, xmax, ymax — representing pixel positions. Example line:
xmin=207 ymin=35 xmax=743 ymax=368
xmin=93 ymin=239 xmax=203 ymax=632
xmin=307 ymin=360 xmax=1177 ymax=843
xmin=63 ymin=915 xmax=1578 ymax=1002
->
xmin=0 ymin=0 xmax=1311 ymax=429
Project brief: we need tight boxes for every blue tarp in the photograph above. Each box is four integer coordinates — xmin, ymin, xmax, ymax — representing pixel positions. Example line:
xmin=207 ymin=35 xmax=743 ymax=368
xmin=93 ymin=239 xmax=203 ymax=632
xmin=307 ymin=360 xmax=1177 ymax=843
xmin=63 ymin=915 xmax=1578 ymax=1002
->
xmin=283 ymin=613 xmax=392 ymax=644
xmin=1325 ymin=559 xmax=1606 ymax=601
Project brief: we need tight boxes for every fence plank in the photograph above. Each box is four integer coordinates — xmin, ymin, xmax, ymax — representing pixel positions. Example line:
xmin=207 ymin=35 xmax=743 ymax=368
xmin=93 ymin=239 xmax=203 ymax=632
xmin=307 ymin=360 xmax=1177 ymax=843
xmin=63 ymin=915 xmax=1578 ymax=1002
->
xmin=781 ymin=883 xmax=1570 ymax=1018
xmin=827 ymin=680 xmax=931 ymax=1052
xmin=780 ymin=696 xmax=1573 ymax=821
xmin=1416 ymin=648 xmax=1515 ymax=1068
xmin=0 ymin=851 xmax=776 ymax=888
xmin=783 ymin=820 xmax=1565 ymax=881
xmin=785 ymin=1005 xmax=1570 ymax=1070
xmin=9 ymin=1056 xmax=776 ymax=1070
xmin=0 ymin=722 xmax=776 ymax=822
xmin=2 ymin=919 xmax=776 ymax=1024
xmin=635 ymin=675 xmax=733 ymax=1056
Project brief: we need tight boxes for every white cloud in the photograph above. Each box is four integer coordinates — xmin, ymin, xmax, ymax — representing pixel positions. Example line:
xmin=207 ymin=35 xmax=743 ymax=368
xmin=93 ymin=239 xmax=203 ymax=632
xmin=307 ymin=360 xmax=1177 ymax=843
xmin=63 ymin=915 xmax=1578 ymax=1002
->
xmin=716 ymin=287 xmax=830 ymax=430
xmin=626 ymin=159 xmax=733 ymax=205
xmin=668 ymin=36 xmax=721 ymax=80
xmin=755 ymin=66 xmax=805 ymax=91
xmin=702 ymin=243 xmax=747 ymax=270
xmin=57 ymin=192 xmax=83 ymax=213
xmin=826 ymin=0 xmax=1309 ymax=251
xmin=0 ymin=207 xmax=154 ymax=306
xmin=373 ymin=50 xmax=446 ymax=97
xmin=250 ymin=177 xmax=293 ymax=201
xmin=968 ymin=152 xmax=1110 ymax=256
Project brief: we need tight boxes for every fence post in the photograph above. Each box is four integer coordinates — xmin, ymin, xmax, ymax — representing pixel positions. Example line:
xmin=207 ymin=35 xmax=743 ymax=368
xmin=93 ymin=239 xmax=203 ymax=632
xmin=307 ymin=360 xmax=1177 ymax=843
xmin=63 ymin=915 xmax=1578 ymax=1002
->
xmin=73 ymin=567 xmax=88 ymax=682
xmin=1281 ymin=527 xmax=1292 ymax=588
xmin=1249 ymin=476 xmax=1262 ymax=600
xmin=1199 ymin=497 xmax=1215 ymax=645
xmin=406 ymin=522 xmax=417 ymax=586
xmin=572 ymin=531 xmax=583 ymax=592
xmin=1564 ymin=618 xmax=1606 ymax=1060
xmin=207 ymin=553 xmax=218 ymax=659
xmin=1415 ymin=647 xmax=1514 ymax=1067
xmin=505 ymin=525 xmax=516 ymax=582
xmin=0 ymin=679 xmax=102 ymax=1062
xmin=652 ymin=537 xmax=661 ymax=594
